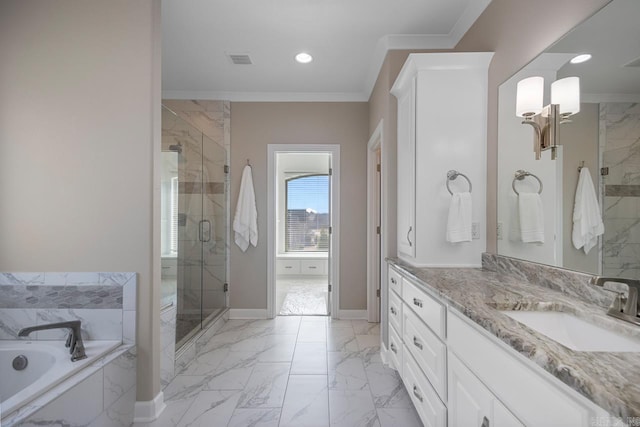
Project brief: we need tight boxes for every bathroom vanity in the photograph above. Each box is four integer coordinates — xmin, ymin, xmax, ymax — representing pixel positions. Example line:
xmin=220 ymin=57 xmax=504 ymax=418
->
xmin=385 ymin=256 xmax=640 ymax=426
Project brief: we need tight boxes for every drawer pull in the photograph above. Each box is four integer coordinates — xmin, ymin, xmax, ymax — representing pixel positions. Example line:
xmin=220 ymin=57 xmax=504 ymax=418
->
xmin=391 ymin=277 xmax=397 ymax=285
xmin=390 ymin=343 xmax=397 ymax=354
xmin=285 ymin=266 xmax=293 ymax=269
xmin=407 ymin=226 xmax=413 ymax=247
xmin=481 ymin=416 xmax=490 ymax=427
xmin=412 ymin=385 xmax=423 ymax=402
xmin=308 ymin=266 xmax=317 ymax=269
xmin=413 ymin=298 xmax=423 ymax=308
xmin=413 ymin=336 xmax=423 ymax=350
xmin=390 ymin=306 xmax=397 ymax=315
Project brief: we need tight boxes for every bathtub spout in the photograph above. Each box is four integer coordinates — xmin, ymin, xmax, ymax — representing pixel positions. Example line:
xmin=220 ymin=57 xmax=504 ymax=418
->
xmin=18 ymin=320 xmax=87 ymax=362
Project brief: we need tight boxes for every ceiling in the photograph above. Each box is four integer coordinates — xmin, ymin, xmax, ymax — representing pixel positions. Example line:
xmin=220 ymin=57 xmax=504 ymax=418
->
xmin=548 ymin=0 xmax=640 ymax=100
xmin=161 ymin=0 xmax=491 ymax=102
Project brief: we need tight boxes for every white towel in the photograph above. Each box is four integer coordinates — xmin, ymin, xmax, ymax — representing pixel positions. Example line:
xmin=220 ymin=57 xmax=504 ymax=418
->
xmin=233 ymin=165 xmax=258 ymax=252
xmin=518 ymin=192 xmax=544 ymax=243
xmin=572 ymin=167 xmax=604 ymax=254
xmin=446 ymin=192 xmax=472 ymax=243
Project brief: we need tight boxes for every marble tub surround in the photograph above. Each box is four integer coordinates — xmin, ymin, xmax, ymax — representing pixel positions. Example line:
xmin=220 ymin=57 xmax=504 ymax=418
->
xmin=0 ymin=272 xmax=136 ymax=343
xmin=2 ymin=344 xmax=136 ymax=427
xmin=389 ymin=258 xmax=640 ymax=419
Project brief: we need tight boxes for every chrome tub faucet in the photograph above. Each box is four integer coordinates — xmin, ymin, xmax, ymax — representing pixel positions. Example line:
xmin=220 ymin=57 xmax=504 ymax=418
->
xmin=18 ymin=320 xmax=88 ymax=361
xmin=590 ymin=276 xmax=640 ymax=326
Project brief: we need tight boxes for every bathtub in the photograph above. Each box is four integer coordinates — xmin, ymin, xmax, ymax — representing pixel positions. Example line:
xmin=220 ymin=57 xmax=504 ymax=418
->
xmin=0 ymin=340 xmax=120 ymax=416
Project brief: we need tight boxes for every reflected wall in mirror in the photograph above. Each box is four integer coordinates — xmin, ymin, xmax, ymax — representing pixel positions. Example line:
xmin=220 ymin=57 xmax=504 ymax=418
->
xmin=497 ymin=0 xmax=640 ymax=279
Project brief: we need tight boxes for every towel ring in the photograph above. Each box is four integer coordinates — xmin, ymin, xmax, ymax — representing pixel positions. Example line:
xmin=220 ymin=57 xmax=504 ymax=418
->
xmin=446 ymin=170 xmax=472 ymax=195
xmin=512 ymin=170 xmax=543 ymax=195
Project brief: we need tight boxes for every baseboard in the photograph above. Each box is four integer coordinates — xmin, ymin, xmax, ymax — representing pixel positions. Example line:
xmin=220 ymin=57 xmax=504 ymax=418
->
xmin=134 ymin=391 xmax=166 ymax=422
xmin=380 ymin=343 xmax=389 ymax=365
xmin=337 ymin=309 xmax=368 ymax=320
xmin=229 ymin=309 xmax=268 ymax=319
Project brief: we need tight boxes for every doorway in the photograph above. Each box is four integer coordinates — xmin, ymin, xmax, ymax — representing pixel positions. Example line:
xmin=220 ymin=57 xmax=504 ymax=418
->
xmin=267 ymin=145 xmax=340 ymax=318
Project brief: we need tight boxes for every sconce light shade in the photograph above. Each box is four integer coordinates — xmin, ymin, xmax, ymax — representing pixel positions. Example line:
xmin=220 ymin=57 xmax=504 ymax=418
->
xmin=551 ymin=76 xmax=580 ymax=116
xmin=516 ymin=76 xmax=544 ymax=117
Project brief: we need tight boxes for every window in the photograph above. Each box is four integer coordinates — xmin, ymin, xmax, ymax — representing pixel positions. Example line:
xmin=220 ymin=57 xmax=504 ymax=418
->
xmin=161 ymin=152 xmax=179 ymax=257
xmin=285 ymin=174 xmax=329 ymax=252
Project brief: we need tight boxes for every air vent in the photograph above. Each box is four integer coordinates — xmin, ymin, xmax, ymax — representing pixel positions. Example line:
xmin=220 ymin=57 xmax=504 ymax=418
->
xmin=228 ymin=54 xmax=253 ymax=65
xmin=623 ymin=56 xmax=640 ymax=68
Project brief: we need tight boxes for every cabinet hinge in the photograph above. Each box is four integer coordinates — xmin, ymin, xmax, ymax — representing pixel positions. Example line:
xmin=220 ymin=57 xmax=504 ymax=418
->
xmin=376 ymin=226 xmax=381 ymax=235
xmin=223 ymin=283 xmax=229 ymax=292
xmin=329 ymin=168 xmax=333 ymax=176
xmin=329 ymin=226 xmax=332 ymax=234
xmin=328 ymin=284 xmax=332 ymax=292
xmin=224 ymin=165 xmax=230 ymax=174
xmin=377 ymin=164 xmax=381 ymax=172
xmin=601 ymin=167 xmax=609 ymax=176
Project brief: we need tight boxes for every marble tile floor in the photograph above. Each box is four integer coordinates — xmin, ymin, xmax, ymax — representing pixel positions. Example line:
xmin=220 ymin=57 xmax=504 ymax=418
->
xmin=134 ymin=316 xmax=421 ymax=427
xmin=276 ymin=278 xmax=329 ymax=316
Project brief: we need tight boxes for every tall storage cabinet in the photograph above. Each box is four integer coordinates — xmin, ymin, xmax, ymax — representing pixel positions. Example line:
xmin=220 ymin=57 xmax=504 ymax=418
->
xmin=391 ymin=53 xmax=493 ymax=267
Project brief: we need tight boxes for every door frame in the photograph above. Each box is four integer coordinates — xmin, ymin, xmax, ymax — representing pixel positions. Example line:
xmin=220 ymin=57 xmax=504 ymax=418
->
xmin=367 ymin=121 xmax=383 ymax=323
xmin=267 ymin=144 xmax=341 ymax=319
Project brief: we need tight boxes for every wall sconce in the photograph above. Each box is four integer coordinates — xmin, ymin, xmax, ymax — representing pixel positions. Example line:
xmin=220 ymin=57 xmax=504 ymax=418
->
xmin=516 ymin=76 xmax=580 ymax=160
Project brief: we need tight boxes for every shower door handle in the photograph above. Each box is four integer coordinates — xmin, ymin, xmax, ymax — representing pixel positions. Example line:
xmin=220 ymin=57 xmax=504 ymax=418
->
xmin=199 ymin=220 xmax=212 ymax=243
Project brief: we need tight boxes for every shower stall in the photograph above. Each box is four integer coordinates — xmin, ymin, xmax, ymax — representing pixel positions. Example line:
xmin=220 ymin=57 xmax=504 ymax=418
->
xmin=161 ymin=105 xmax=228 ymax=350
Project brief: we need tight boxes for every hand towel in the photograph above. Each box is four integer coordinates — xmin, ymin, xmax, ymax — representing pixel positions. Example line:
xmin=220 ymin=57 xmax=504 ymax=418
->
xmin=446 ymin=192 xmax=472 ymax=243
xmin=572 ymin=167 xmax=604 ymax=254
xmin=233 ymin=165 xmax=258 ymax=252
xmin=518 ymin=192 xmax=544 ymax=243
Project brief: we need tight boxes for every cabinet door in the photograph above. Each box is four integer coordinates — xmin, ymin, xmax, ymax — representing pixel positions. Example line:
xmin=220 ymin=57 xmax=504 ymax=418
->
xmin=448 ymin=352 xmax=523 ymax=427
xmin=396 ymin=77 xmax=416 ymax=258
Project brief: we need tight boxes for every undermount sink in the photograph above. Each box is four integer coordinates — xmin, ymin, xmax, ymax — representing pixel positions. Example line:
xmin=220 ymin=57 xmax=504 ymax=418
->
xmin=500 ymin=310 xmax=640 ymax=352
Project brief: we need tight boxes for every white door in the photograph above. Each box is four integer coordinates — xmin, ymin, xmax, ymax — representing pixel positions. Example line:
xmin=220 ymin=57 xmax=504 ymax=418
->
xmin=396 ymin=77 xmax=416 ymax=258
xmin=326 ymin=154 xmax=333 ymax=316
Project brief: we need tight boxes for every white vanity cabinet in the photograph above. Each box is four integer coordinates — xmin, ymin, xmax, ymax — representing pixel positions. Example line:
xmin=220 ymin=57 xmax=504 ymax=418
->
xmin=391 ymin=53 xmax=492 ymax=268
xmin=385 ymin=263 xmax=616 ymax=427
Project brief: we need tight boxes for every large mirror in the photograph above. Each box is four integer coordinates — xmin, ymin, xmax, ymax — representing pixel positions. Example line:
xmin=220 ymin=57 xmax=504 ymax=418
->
xmin=497 ymin=0 xmax=640 ymax=278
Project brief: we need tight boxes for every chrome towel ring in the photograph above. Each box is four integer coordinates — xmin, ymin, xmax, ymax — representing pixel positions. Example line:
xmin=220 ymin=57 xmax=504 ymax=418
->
xmin=512 ymin=170 xmax=543 ymax=195
xmin=446 ymin=170 xmax=472 ymax=195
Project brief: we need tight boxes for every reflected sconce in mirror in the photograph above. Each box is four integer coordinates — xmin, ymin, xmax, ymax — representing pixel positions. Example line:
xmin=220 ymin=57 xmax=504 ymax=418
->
xmin=516 ymin=76 xmax=580 ymax=160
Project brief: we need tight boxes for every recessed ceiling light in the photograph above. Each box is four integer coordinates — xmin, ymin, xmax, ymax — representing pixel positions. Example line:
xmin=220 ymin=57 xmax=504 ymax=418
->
xmin=570 ymin=54 xmax=592 ymax=64
xmin=295 ymin=52 xmax=313 ymax=64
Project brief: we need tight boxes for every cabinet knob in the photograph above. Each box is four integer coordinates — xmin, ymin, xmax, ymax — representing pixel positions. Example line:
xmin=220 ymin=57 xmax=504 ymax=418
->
xmin=412 ymin=385 xmax=423 ymax=402
xmin=481 ymin=416 xmax=490 ymax=427
xmin=413 ymin=298 xmax=423 ymax=308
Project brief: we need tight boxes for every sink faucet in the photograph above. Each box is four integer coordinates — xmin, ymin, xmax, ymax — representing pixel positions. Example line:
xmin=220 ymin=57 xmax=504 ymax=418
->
xmin=590 ymin=276 xmax=640 ymax=326
xmin=18 ymin=320 xmax=88 ymax=362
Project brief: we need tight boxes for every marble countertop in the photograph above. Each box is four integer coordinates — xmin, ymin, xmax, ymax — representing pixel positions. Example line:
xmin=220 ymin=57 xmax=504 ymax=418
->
xmin=388 ymin=258 xmax=640 ymax=419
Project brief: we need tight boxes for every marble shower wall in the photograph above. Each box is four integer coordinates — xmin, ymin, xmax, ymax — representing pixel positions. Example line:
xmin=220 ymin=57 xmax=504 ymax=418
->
xmin=0 ymin=272 xmax=136 ymax=343
xmin=599 ymin=103 xmax=640 ymax=279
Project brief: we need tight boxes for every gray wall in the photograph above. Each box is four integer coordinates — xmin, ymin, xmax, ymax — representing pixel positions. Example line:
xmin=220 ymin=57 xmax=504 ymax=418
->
xmin=230 ymin=102 xmax=369 ymax=311
xmin=0 ymin=0 xmax=161 ymax=402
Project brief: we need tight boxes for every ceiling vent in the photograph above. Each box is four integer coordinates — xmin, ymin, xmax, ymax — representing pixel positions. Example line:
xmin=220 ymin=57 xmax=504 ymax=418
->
xmin=228 ymin=53 xmax=253 ymax=65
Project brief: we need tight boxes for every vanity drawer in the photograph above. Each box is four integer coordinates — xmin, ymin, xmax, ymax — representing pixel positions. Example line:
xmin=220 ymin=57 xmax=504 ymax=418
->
xmin=403 ymin=346 xmax=446 ymax=427
xmin=389 ymin=288 xmax=403 ymax=335
xmin=276 ymin=259 xmax=300 ymax=275
xmin=389 ymin=266 xmax=402 ymax=295
xmin=388 ymin=323 xmax=403 ymax=373
xmin=403 ymin=306 xmax=447 ymax=402
xmin=402 ymin=277 xmax=446 ymax=339
xmin=300 ymin=259 xmax=325 ymax=275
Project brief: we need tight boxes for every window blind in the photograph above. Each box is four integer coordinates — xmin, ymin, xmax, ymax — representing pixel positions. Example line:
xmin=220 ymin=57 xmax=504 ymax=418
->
xmin=285 ymin=175 xmax=329 ymax=252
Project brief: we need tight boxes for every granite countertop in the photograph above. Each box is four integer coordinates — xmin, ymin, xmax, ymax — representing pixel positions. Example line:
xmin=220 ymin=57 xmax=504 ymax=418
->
xmin=388 ymin=258 xmax=640 ymax=419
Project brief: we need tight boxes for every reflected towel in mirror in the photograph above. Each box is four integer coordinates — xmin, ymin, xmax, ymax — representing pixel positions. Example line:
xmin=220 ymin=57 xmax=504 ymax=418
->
xmin=518 ymin=192 xmax=545 ymax=243
xmin=572 ymin=167 xmax=603 ymax=254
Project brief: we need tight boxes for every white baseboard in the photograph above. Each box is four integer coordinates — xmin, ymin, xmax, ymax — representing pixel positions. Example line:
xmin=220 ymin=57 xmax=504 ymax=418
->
xmin=134 ymin=391 xmax=166 ymax=423
xmin=229 ymin=309 xmax=268 ymax=319
xmin=337 ymin=309 xmax=368 ymax=320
